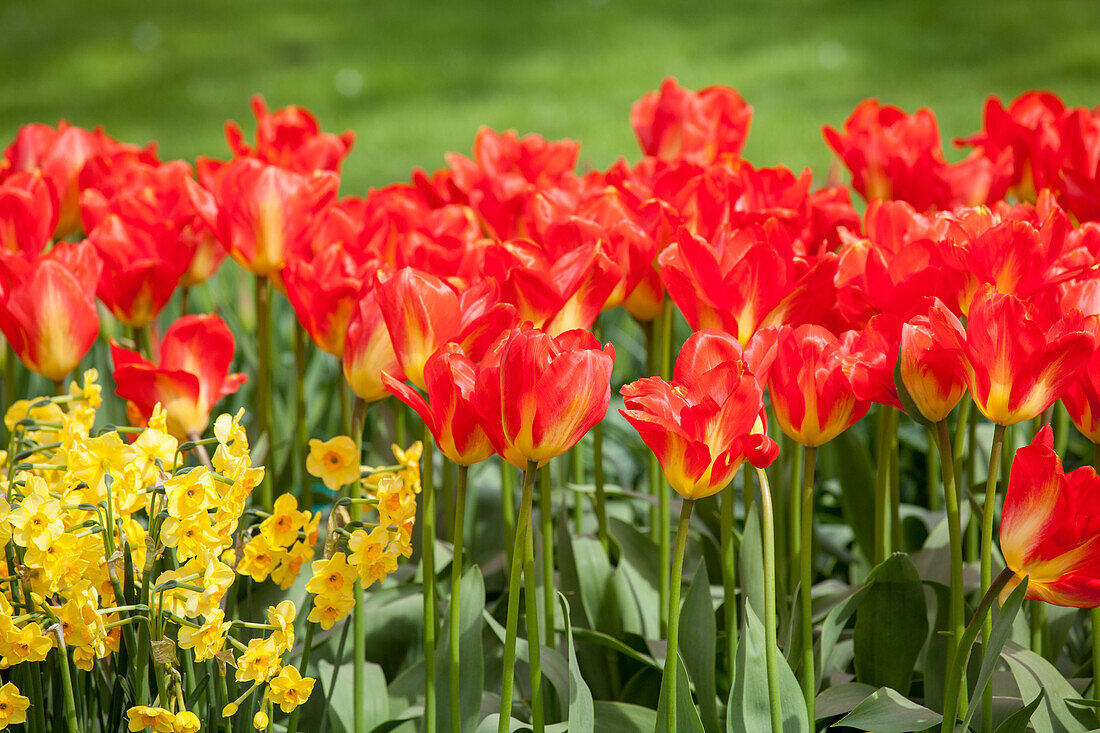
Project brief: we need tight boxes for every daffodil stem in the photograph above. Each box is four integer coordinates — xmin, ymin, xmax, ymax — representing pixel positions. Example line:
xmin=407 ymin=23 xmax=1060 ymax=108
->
xmin=935 ymin=419 xmax=965 ymax=716
xmin=349 ymin=396 xmax=366 ymax=733
xmin=663 ymin=497 xmax=694 ymax=733
xmin=720 ymin=480 xmax=737 ymax=684
xmin=941 ymin=567 xmax=1015 ymax=733
xmin=755 ymin=467 xmax=784 ymax=733
xmin=658 ymin=298 xmax=673 ymax=638
xmin=294 ymin=323 xmax=311 ymax=511
xmin=285 ymin=619 xmax=316 ymax=733
xmin=448 ymin=463 xmax=468 ymax=733
xmin=255 ymin=275 xmax=273 ymax=511
xmin=422 ymin=422 xmax=437 ymax=733
xmin=979 ymin=422 xmax=1007 ymax=733
xmin=799 ymin=445 xmax=817 ymax=722
xmin=498 ymin=460 xmax=537 ymax=733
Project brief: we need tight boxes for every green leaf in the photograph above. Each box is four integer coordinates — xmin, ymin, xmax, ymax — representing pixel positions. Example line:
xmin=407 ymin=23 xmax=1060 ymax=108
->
xmin=836 ymin=687 xmax=942 ymax=732
xmin=314 ymin=657 xmax=389 ymax=733
xmin=820 ymin=428 xmax=876 ymax=561
xmin=570 ymin=628 xmax=659 ymax=669
xmin=958 ymin=576 xmax=1028 ymax=732
xmin=993 ymin=691 xmax=1045 ymax=733
xmin=480 ymin=608 xmax=572 ymax=719
xmin=558 ymin=593 xmax=594 ymax=733
xmin=656 ymin=652 xmax=706 ymax=733
xmin=817 ymin=584 xmax=868 ymax=689
xmin=591 ymin=701 xmax=658 ymax=732
xmin=434 ymin=565 xmax=485 ymax=733
xmin=727 ymin=603 xmax=809 ymax=733
xmin=738 ymin=507 xmax=764 ymax=621
xmin=1002 ymin=642 xmax=1091 ymax=733
xmin=608 ymin=517 xmax=662 ymax=639
xmin=814 ymin=682 xmax=876 ymax=720
xmin=853 ymin=553 xmax=927 ymax=694
xmin=679 ymin=562 xmax=720 ymax=733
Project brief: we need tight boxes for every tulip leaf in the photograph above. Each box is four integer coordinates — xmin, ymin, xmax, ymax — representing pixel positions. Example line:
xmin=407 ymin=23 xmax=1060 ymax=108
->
xmin=591 ymin=701 xmax=658 ymax=732
xmin=820 ymin=428 xmax=876 ymax=561
xmin=739 ymin=505 xmax=765 ymax=624
xmin=814 ymin=682 xmax=876 ymax=720
xmin=818 ymin=584 xmax=868 ymax=690
xmin=655 ymin=652 xmax=706 ymax=733
xmin=434 ymin=565 xmax=485 ymax=733
xmin=852 ymin=553 xmax=927 ymax=694
xmin=679 ymin=562 xmax=721 ymax=733
xmin=993 ymin=691 xmax=1045 ymax=733
xmin=958 ymin=576 xmax=1028 ymax=732
xmin=314 ymin=657 xmax=389 ymax=733
xmin=1001 ymin=641 xmax=1092 ymax=733
xmin=608 ymin=517 xmax=662 ymax=639
xmin=558 ymin=593 xmax=595 ymax=733
xmin=836 ymin=687 xmax=942 ymax=732
xmin=727 ymin=603 xmax=809 ymax=733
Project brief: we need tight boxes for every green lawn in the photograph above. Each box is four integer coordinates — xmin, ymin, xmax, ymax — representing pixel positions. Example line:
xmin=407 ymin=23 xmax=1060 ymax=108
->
xmin=4 ymin=0 xmax=1100 ymax=194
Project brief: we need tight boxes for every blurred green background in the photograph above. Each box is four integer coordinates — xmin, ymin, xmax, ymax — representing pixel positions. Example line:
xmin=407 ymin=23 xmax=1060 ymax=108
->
xmin=4 ymin=0 xmax=1100 ymax=194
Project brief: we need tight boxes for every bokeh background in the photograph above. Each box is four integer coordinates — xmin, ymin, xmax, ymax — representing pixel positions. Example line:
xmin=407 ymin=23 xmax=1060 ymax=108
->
xmin=5 ymin=0 xmax=1100 ymax=193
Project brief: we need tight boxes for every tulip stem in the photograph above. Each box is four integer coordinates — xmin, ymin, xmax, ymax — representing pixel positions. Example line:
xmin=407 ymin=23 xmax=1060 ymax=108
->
xmin=663 ymin=497 xmax=694 ymax=733
xmin=720 ymin=480 xmax=737 ymax=683
xmin=179 ymin=285 xmax=190 ymax=316
xmin=524 ymin=487 xmax=545 ymax=732
xmin=501 ymin=460 xmax=516 ymax=578
xmin=539 ymin=465 xmax=555 ymax=649
xmin=934 ymin=419 xmax=965 ymax=716
xmin=658 ymin=298 xmax=674 ymax=638
xmin=1092 ymin=443 xmax=1100 ymax=708
xmin=873 ymin=407 xmax=891 ymax=564
xmin=422 ymin=422 xmax=437 ymax=733
xmin=349 ymin=396 xmax=367 ymax=733
xmin=255 ymin=275 xmax=273 ymax=510
xmin=449 ymin=463 xmax=468 ymax=733
xmin=3 ymin=344 xmax=15 ymax=430
xmin=755 ymin=467 xmax=784 ymax=733
xmin=497 ymin=460 xmax=537 ymax=733
xmin=593 ymin=421 xmax=608 ymax=551
xmin=941 ymin=567 xmax=1016 ymax=733
xmin=799 ymin=445 xmax=817 ymax=722
xmin=294 ymin=324 xmax=311 ymax=510
xmin=979 ymin=422 xmax=1007 ymax=733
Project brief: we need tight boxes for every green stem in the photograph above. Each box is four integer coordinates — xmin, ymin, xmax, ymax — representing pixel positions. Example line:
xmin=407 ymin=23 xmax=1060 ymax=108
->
xmin=179 ymin=285 xmax=190 ymax=317
xmin=979 ymin=423 xmax=1007 ymax=733
xmin=443 ymin=460 xmax=455 ymax=543
xmin=965 ymin=404 xmax=979 ymax=563
xmin=347 ymin=396 xmax=366 ymax=733
xmin=788 ymin=439 xmax=804 ymax=592
xmin=255 ymin=275 xmax=273 ymax=510
xmin=524 ymin=492 xmax=545 ymax=732
xmin=571 ymin=446 xmax=584 ymax=533
xmin=593 ymin=421 xmax=608 ymax=551
xmin=449 ymin=464 xmax=469 ymax=733
xmin=539 ymin=466 xmax=555 ymax=650
xmin=941 ymin=567 xmax=1015 ymax=733
xmin=658 ymin=298 xmax=673 ymax=637
xmin=720 ymin=481 xmax=737 ymax=684
xmin=422 ymin=423 xmax=437 ymax=733
xmin=643 ymin=318 xmax=660 ymax=542
xmin=873 ymin=408 xmax=890 ymax=564
xmin=662 ymin=498 xmax=694 ymax=733
xmin=799 ymin=445 xmax=817 ymax=721
xmin=935 ymin=419 xmax=965 ymax=716
xmin=393 ymin=399 xmax=406 ymax=446
xmin=1029 ymin=600 xmax=1044 ymax=656
xmin=497 ymin=460 xmax=537 ymax=733
xmin=755 ymin=467 xmax=784 ymax=733
xmin=888 ymin=409 xmax=901 ymax=552
xmin=1092 ymin=444 xmax=1100 ymax=707
xmin=295 ymin=324 xmax=311 ymax=509
xmin=53 ymin=632 xmax=79 ymax=733
xmin=501 ymin=460 xmax=516 ymax=578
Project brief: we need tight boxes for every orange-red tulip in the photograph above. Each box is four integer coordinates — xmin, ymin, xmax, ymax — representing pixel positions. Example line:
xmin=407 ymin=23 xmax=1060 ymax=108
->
xmin=110 ymin=314 xmax=246 ymax=439
xmin=225 ymin=95 xmax=355 ymax=174
xmin=0 ymin=242 xmax=101 ymax=382
xmin=343 ymin=289 xmax=404 ymax=403
xmin=630 ymin=78 xmax=752 ymax=163
xmin=283 ymin=238 xmax=376 ymax=357
xmin=1060 ymin=280 xmax=1100 ymax=442
xmin=1000 ymin=424 xmax=1100 ymax=607
xmin=897 ymin=299 xmax=968 ymax=423
xmin=0 ymin=171 xmax=56 ymax=259
xmin=764 ymin=324 xmax=870 ymax=447
xmin=383 ymin=343 xmax=494 ymax=466
xmin=473 ymin=326 xmax=614 ymax=468
xmin=620 ymin=330 xmax=777 ymax=499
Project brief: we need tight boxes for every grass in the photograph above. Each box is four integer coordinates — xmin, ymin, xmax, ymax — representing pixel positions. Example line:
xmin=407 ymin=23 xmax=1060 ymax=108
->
xmin=3 ymin=0 xmax=1100 ymax=194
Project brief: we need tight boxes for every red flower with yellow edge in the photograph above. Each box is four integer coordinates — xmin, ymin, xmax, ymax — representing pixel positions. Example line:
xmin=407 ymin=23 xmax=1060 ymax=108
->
xmin=283 ymin=240 xmax=377 ymax=358
xmin=999 ymin=424 xmax=1100 ymax=607
xmin=0 ymin=171 xmax=56 ymax=260
xmin=630 ymin=77 xmax=752 ymax=163
xmin=620 ymin=330 xmax=777 ymax=500
xmin=201 ymin=156 xmax=338 ymax=279
xmin=474 ymin=325 xmax=614 ymax=468
xmin=110 ymin=314 xmax=247 ymax=439
xmin=1060 ymin=280 xmax=1100 ymax=442
xmin=842 ymin=313 xmax=902 ymax=409
xmin=343 ymin=289 xmax=404 ymax=403
xmin=897 ymin=298 xmax=968 ymax=423
xmin=225 ymin=94 xmax=355 ymax=174
xmin=763 ymin=324 xmax=870 ymax=447
xmin=383 ymin=343 xmax=494 ymax=466
xmin=927 ymin=285 xmax=1094 ymax=425
xmin=0 ymin=241 xmax=101 ymax=382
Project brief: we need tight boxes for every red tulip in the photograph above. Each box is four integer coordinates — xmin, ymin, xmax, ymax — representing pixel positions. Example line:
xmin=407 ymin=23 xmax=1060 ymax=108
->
xmin=999 ymin=424 xmax=1100 ymax=607
xmin=630 ymin=78 xmax=752 ymax=163
xmin=1060 ymin=280 xmax=1100 ymax=442
xmin=927 ymin=285 xmax=1094 ymax=425
xmin=765 ymin=324 xmax=870 ymax=446
xmin=110 ymin=314 xmax=247 ymax=439
xmin=620 ymin=330 xmax=777 ymax=499
xmin=203 ymin=156 xmax=338 ymax=279
xmin=474 ymin=326 xmax=614 ymax=468
xmin=0 ymin=171 xmax=57 ymax=259
xmin=897 ymin=299 xmax=968 ymax=423
xmin=842 ymin=313 xmax=902 ymax=409
xmin=225 ymin=95 xmax=355 ymax=174
xmin=0 ymin=242 xmax=101 ymax=382
xmin=382 ymin=343 xmax=494 ymax=466
xmin=343 ymin=289 xmax=404 ymax=403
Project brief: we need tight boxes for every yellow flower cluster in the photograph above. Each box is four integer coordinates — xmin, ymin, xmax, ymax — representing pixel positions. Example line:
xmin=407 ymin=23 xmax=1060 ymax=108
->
xmin=305 ymin=441 xmax=421 ymax=630
xmin=236 ymin=494 xmax=319 ymax=589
